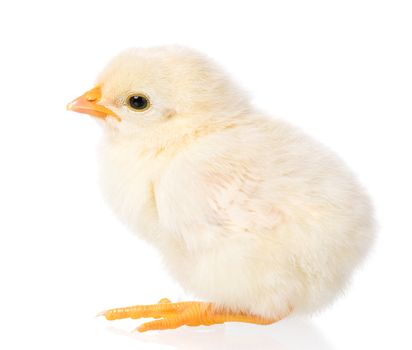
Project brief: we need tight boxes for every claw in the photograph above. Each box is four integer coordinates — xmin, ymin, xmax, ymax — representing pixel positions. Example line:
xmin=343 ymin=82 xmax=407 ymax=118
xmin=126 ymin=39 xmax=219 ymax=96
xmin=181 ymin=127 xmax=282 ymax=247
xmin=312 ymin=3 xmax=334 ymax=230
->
xmin=158 ymin=298 xmax=171 ymax=304
xmin=95 ymin=310 xmax=107 ymax=318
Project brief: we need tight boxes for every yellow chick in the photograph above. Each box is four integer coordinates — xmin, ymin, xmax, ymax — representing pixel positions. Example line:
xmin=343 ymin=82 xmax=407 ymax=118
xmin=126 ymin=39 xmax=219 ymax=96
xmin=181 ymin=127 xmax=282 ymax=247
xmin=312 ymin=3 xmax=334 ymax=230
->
xmin=67 ymin=46 xmax=374 ymax=332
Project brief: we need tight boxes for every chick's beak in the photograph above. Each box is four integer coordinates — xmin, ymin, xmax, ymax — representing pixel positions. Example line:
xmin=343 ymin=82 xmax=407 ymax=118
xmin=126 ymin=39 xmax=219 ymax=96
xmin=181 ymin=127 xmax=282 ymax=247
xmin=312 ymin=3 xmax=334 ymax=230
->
xmin=66 ymin=86 xmax=120 ymax=121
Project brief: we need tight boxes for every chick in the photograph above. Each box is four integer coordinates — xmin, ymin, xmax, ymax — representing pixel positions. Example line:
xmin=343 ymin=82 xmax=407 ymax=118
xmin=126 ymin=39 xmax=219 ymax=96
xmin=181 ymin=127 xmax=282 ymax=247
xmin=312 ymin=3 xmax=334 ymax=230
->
xmin=67 ymin=46 xmax=374 ymax=332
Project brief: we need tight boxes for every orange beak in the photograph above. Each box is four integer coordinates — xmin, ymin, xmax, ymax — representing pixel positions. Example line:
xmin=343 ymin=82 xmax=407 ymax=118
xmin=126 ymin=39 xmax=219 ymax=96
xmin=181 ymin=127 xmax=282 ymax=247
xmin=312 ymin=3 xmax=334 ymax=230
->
xmin=66 ymin=86 xmax=120 ymax=121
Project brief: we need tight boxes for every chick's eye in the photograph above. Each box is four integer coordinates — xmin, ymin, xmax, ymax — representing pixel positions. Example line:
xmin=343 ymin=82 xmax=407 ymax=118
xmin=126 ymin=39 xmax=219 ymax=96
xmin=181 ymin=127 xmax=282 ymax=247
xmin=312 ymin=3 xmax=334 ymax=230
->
xmin=127 ymin=95 xmax=150 ymax=111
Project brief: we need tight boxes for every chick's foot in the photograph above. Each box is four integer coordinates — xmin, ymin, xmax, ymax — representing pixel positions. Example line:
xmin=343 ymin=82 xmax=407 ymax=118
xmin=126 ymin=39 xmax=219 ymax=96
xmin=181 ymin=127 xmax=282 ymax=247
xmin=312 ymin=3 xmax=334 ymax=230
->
xmin=100 ymin=298 xmax=281 ymax=332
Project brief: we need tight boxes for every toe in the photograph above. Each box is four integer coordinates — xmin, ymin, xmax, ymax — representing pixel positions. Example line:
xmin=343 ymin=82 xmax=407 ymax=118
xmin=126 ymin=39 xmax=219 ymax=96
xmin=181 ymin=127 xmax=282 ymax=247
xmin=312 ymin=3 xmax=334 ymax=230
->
xmin=137 ymin=315 xmax=182 ymax=332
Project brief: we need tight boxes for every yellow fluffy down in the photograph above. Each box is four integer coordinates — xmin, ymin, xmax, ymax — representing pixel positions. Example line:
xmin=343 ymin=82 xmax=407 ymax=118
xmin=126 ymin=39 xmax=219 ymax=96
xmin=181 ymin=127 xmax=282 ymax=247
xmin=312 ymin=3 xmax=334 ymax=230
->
xmin=96 ymin=46 xmax=374 ymax=319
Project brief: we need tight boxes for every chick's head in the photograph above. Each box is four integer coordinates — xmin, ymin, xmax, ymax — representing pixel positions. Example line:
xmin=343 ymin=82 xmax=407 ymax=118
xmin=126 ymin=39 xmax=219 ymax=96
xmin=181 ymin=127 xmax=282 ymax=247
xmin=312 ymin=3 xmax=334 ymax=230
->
xmin=68 ymin=46 xmax=249 ymax=134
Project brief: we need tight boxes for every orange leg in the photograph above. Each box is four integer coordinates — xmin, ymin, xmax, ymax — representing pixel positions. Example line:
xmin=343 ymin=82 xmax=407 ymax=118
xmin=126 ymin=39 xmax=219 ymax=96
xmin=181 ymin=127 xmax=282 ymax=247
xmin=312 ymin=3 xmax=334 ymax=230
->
xmin=99 ymin=298 xmax=286 ymax=332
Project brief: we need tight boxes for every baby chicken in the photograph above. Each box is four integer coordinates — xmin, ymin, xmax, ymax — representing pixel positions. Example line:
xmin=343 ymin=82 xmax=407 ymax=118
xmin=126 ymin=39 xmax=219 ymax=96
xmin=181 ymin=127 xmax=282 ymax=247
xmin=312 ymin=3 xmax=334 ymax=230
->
xmin=67 ymin=46 xmax=374 ymax=332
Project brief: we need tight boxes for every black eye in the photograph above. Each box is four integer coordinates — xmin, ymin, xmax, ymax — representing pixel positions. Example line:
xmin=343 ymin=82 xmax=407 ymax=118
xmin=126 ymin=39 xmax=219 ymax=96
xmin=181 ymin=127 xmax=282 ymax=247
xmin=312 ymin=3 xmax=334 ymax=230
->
xmin=127 ymin=94 xmax=150 ymax=111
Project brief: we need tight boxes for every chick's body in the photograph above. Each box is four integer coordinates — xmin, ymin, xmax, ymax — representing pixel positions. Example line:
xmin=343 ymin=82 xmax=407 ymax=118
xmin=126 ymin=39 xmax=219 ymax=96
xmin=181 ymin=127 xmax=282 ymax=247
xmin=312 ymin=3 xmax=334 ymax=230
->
xmin=69 ymin=46 xmax=374 ymax=327
xmin=96 ymin=48 xmax=373 ymax=321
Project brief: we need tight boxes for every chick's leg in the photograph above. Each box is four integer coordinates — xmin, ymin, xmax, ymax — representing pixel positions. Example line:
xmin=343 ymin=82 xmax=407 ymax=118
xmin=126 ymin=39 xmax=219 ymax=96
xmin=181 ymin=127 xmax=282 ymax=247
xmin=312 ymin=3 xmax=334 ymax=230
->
xmin=100 ymin=299 xmax=284 ymax=332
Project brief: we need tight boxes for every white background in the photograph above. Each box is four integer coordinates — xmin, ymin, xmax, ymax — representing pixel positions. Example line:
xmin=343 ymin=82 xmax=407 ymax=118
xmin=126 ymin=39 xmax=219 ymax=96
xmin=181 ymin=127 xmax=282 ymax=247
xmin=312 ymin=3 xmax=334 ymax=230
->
xmin=0 ymin=1 xmax=411 ymax=349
